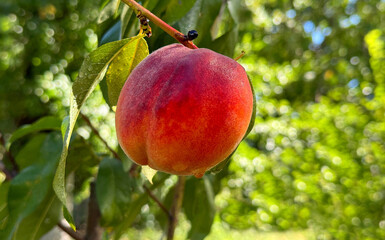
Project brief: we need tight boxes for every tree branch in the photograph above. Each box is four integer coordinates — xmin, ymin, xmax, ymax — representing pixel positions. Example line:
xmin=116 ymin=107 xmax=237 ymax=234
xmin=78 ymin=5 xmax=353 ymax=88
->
xmin=121 ymin=0 xmax=198 ymax=49
xmin=143 ymin=185 xmax=171 ymax=218
xmin=58 ymin=222 xmax=83 ymax=240
xmin=84 ymin=182 xmax=103 ymax=240
xmin=80 ymin=113 xmax=121 ymax=160
xmin=167 ymin=176 xmax=186 ymax=240
xmin=128 ymin=163 xmax=139 ymax=177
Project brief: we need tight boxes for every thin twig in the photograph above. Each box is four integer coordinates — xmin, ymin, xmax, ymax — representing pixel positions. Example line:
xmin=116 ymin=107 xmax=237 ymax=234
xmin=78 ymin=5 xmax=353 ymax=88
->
xmin=121 ymin=0 xmax=198 ymax=49
xmin=143 ymin=185 xmax=171 ymax=218
xmin=128 ymin=163 xmax=139 ymax=177
xmin=167 ymin=176 xmax=186 ymax=240
xmin=57 ymin=222 xmax=83 ymax=240
xmin=80 ymin=113 xmax=121 ymax=160
xmin=80 ymin=99 xmax=169 ymax=239
xmin=0 ymin=132 xmax=19 ymax=174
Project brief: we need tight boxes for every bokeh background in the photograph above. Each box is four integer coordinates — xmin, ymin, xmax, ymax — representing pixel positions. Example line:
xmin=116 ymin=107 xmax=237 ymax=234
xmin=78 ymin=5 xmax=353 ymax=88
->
xmin=1 ymin=0 xmax=385 ymax=239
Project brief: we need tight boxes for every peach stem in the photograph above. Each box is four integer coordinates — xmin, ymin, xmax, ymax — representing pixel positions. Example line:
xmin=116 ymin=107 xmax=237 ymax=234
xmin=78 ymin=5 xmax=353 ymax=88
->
xmin=121 ymin=0 xmax=198 ymax=49
xmin=234 ymin=51 xmax=246 ymax=61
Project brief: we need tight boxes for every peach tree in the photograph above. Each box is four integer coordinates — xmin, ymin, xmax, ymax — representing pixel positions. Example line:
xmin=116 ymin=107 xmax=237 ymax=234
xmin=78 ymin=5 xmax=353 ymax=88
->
xmin=0 ymin=1 xmax=254 ymax=239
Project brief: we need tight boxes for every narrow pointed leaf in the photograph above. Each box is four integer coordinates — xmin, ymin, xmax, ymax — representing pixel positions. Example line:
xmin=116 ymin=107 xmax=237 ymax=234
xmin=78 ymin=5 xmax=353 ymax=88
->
xmin=53 ymin=37 xmax=135 ymax=229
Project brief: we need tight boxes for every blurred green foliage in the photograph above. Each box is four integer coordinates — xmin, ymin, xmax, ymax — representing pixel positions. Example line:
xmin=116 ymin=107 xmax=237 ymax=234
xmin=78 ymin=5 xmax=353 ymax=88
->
xmin=0 ymin=0 xmax=385 ymax=239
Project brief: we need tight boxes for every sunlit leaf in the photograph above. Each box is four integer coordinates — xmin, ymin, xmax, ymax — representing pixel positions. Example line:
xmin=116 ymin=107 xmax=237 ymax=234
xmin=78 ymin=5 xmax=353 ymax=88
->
xmin=99 ymin=21 xmax=122 ymax=107
xmin=141 ymin=165 xmax=157 ymax=184
xmin=53 ymin=37 xmax=136 ymax=230
xmin=106 ymin=35 xmax=149 ymax=106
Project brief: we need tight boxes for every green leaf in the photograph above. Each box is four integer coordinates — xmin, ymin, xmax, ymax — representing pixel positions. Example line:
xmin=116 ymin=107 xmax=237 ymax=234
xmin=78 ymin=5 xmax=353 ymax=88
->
xmin=113 ymin=193 xmax=148 ymax=239
xmin=177 ymin=0 xmax=222 ymax=46
xmin=53 ymin=37 xmax=137 ymax=229
xmin=227 ymin=0 xmax=252 ymax=24
xmin=210 ymin=2 xmax=234 ymax=40
xmin=120 ymin=4 xmax=133 ymax=38
xmin=97 ymin=0 xmax=120 ymax=24
xmin=13 ymin=193 xmax=61 ymax=240
xmin=209 ymin=26 xmax=239 ymax=57
xmin=0 ymin=133 xmax=62 ymax=240
xmin=243 ymin=75 xmax=256 ymax=139
xmin=72 ymin=38 xmax=134 ymax=107
xmin=66 ymin=137 xmax=100 ymax=174
xmin=65 ymin=137 xmax=100 ymax=201
xmin=0 ymin=182 xmax=10 ymax=230
xmin=163 ymin=0 xmax=197 ymax=24
xmin=99 ymin=21 xmax=123 ymax=107
xmin=106 ymin=35 xmax=149 ymax=106
xmin=100 ymin=21 xmax=122 ymax=46
xmin=8 ymin=116 xmax=61 ymax=148
xmin=15 ymin=134 xmax=46 ymax=170
xmin=143 ymin=0 xmax=161 ymax=12
xmin=96 ymin=158 xmax=133 ymax=226
xmin=113 ymin=174 xmax=169 ymax=239
xmin=61 ymin=116 xmax=69 ymax=140
xmin=141 ymin=166 xmax=157 ymax=184
xmin=183 ymin=176 xmax=216 ymax=240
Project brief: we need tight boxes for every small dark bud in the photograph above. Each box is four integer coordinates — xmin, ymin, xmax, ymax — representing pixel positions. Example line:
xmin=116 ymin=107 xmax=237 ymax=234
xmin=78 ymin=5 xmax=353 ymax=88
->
xmin=187 ymin=30 xmax=198 ymax=40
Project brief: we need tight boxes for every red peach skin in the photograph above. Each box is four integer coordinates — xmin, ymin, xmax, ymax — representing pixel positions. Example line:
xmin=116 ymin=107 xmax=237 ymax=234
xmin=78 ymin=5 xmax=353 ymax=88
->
xmin=115 ymin=44 xmax=253 ymax=177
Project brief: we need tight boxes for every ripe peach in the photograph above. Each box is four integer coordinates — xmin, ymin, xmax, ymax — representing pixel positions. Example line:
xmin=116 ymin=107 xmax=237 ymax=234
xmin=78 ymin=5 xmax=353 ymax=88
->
xmin=115 ymin=44 xmax=253 ymax=177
